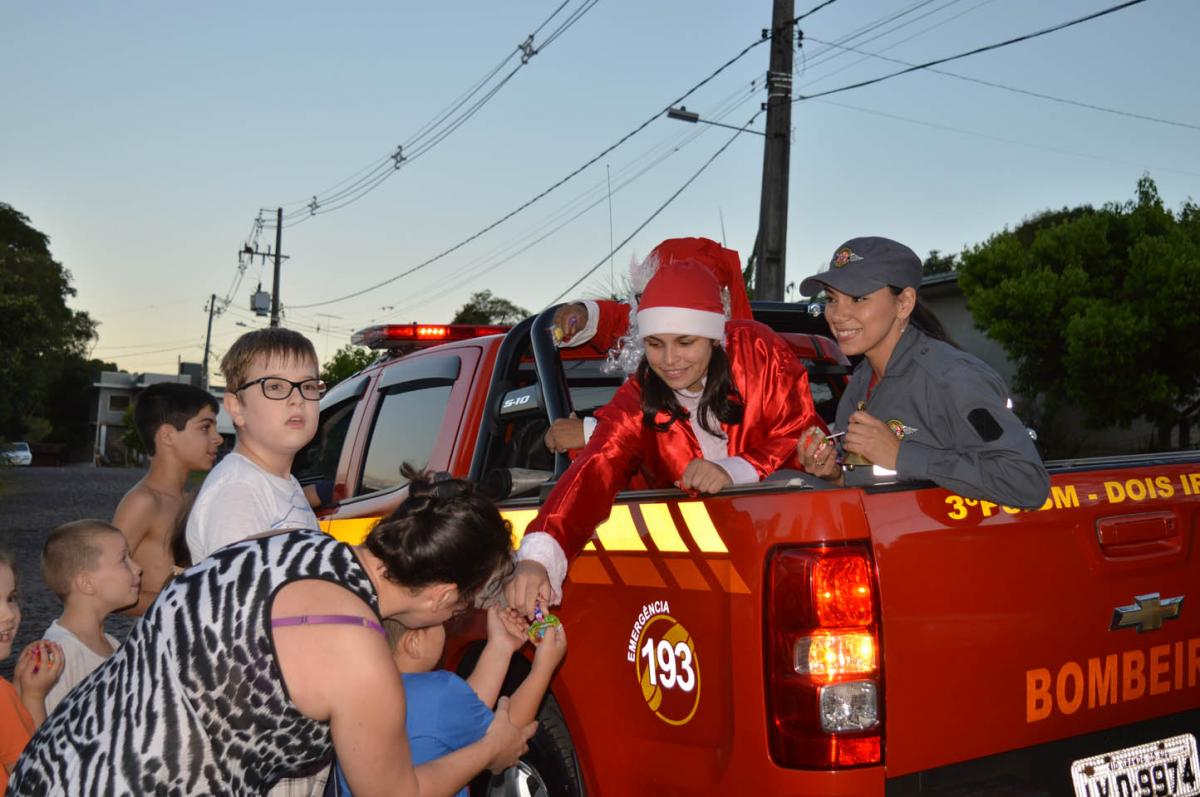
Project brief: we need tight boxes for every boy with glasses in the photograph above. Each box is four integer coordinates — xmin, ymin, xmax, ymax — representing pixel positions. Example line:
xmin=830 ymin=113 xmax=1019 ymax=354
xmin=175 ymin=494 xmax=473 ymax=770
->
xmin=186 ymin=328 xmax=327 ymax=562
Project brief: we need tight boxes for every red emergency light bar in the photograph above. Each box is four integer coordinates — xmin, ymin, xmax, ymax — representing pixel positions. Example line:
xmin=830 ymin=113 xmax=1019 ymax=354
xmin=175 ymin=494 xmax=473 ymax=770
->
xmin=351 ymin=323 xmax=510 ymax=350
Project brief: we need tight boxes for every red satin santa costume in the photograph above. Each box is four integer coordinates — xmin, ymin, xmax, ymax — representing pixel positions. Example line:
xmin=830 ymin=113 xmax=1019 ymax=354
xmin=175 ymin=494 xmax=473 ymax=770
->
xmin=518 ymin=259 xmax=822 ymax=602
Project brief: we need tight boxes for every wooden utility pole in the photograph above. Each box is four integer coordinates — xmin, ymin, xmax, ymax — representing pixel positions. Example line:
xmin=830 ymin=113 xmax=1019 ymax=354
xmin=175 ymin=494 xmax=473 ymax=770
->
xmin=201 ymin=293 xmax=218 ymax=389
xmin=270 ymin=207 xmax=283 ymax=327
xmin=755 ymin=0 xmax=794 ymax=301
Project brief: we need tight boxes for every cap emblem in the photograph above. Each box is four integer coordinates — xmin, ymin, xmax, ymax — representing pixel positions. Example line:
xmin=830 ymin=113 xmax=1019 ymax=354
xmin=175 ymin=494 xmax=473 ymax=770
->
xmin=832 ymin=248 xmax=863 ymax=268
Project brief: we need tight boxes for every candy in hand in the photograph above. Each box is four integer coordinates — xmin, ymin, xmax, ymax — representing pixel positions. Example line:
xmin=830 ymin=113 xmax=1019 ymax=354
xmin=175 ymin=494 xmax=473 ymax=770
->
xmin=528 ymin=601 xmax=561 ymax=641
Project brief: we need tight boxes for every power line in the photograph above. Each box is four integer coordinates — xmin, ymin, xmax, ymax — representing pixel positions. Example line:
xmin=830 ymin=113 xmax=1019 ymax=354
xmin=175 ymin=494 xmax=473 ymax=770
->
xmin=794 ymin=0 xmax=1152 ymax=103
xmin=797 ymin=0 xmax=995 ymax=85
xmin=369 ymin=82 xmax=762 ymax=321
xmin=549 ymin=109 xmax=765 ymax=304
xmin=270 ymin=0 xmax=600 ymax=227
xmin=289 ymin=39 xmax=778 ymax=309
xmin=288 ymin=0 xmax=842 ymax=310
xmin=812 ymin=98 xmax=1200 ymax=178
xmin=804 ymin=35 xmax=1200 ymax=131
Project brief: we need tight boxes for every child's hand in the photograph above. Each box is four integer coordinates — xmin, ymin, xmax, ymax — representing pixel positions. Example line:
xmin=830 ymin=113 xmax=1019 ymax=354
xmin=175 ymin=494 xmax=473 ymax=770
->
xmin=15 ymin=640 xmax=64 ymax=697
xmin=485 ymin=606 xmax=529 ymax=654
xmin=531 ymin=624 xmax=567 ymax=671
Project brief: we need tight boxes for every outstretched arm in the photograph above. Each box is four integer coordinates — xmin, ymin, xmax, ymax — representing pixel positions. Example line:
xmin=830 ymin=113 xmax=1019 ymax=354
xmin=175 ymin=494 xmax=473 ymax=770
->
xmin=507 ymin=626 xmax=567 ymax=726
xmin=467 ymin=607 xmax=528 ymax=707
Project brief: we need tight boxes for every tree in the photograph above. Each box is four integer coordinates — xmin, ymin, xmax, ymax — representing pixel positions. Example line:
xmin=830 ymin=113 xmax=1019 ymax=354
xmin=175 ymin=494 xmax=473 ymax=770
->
xmin=321 ymin=345 xmax=377 ymax=388
xmin=957 ymin=176 xmax=1200 ymax=448
xmin=923 ymin=249 xmax=958 ymax=276
xmin=450 ymin=291 xmax=529 ymax=325
xmin=0 ymin=203 xmax=99 ymax=446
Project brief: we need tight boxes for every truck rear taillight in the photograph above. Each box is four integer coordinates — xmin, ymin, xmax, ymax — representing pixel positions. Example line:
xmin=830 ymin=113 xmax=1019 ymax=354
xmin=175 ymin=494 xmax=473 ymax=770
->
xmin=766 ymin=544 xmax=883 ymax=769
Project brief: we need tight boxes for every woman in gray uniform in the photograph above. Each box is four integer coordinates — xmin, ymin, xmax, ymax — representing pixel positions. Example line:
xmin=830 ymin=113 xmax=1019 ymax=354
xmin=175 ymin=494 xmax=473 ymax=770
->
xmin=797 ymin=236 xmax=1049 ymax=509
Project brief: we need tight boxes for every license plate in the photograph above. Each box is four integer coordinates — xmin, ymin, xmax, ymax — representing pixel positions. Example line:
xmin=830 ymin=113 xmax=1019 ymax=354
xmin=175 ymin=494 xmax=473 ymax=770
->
xmin=1071 ymin=733 xmax=1199 ymax=797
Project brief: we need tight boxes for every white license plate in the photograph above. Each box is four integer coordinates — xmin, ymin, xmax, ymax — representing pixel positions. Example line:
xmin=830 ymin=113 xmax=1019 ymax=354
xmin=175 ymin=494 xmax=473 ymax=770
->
xmin=1072 ymin=733 xmax=1199 ymax=797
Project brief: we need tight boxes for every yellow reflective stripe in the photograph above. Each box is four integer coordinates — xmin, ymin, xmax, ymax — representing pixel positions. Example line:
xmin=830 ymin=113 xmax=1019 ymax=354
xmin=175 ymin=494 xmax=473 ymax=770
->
xmin=594 ymin=505 xmax=646 ymax=552
xmin=499 ymin=509 xmax=597 ymax=550
xmin=320 ymin=517 xmax=379 ymax=545
xmin=677 ymin=502 xmax=727 ymax=553
xmin=500 ymin=509 xmax=538 ymax=546
xmin=640 ymin=502 xmax=688 ymax=552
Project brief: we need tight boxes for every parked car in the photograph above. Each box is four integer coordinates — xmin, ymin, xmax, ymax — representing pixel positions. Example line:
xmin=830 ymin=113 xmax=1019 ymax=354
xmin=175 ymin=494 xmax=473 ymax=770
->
xmin=0 ymin=442 xmax=33 ymax=466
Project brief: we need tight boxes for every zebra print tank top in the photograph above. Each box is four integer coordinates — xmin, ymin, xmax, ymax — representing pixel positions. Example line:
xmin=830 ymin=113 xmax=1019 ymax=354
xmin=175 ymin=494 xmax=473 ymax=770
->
xmin=9 ymin=529 xmax=379 ymax=795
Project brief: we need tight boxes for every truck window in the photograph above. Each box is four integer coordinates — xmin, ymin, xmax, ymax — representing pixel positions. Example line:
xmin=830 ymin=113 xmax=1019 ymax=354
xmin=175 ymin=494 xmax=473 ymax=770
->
xmin=356 ymin=356 xmax=461 ymax=495
xmin=293 ymin=374 xmax=369 ymax=485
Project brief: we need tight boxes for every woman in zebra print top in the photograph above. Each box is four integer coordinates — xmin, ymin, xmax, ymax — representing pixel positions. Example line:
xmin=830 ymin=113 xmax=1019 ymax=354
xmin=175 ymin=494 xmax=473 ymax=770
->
xmin=10 ymin=469 xmax=534 ymax=796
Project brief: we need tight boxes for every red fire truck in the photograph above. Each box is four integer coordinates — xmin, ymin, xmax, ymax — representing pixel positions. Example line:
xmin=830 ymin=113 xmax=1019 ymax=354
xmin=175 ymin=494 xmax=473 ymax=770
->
xmin=295 ymin=303 xmax=1199 ymax=796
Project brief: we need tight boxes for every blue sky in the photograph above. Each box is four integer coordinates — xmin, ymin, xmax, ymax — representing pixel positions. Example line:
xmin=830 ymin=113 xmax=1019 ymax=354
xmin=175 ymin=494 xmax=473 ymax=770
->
xmin=3 ymin=0 xmax=1197 ymax=379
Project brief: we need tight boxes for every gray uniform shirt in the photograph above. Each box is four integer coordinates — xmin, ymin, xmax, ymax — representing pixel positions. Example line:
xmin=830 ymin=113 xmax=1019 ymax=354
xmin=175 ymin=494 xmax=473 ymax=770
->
xmin=836 ymin=326 xmax=1050 ymax=508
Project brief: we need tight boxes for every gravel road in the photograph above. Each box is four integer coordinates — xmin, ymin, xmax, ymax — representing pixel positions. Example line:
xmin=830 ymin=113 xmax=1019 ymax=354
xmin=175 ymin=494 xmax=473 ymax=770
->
xmin=0 ymin=465 xmax=143 ymax=680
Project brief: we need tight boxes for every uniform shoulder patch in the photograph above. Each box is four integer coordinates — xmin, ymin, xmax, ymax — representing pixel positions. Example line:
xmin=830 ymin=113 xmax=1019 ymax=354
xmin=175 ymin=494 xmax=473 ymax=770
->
xmin=967 ymin=408 xmax=1004 ymax=442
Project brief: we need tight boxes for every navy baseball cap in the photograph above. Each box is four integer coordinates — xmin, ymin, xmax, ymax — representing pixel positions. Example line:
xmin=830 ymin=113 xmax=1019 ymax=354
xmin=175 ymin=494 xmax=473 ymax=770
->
xmin=800 ymin=236 xmax=922 ymax=298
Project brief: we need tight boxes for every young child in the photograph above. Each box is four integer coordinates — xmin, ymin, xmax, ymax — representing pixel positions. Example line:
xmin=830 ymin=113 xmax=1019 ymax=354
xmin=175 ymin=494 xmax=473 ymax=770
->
xmin=0 ymin=550 xmax=64 ymax=791
xmin=185 ymin=328 xmax=324 ymax=561
xmin=333 ymin=606 xmax=567 ymax=797
xmin=39 ymin=520 xmax=142 ymax=713
xmin=112 ymin=382 xmax=221 ymax=615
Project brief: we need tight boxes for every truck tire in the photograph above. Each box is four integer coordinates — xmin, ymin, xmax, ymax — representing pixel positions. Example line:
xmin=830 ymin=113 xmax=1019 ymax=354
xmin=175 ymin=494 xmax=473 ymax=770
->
xmin=471 ymin=694 xmax=585 ymax=797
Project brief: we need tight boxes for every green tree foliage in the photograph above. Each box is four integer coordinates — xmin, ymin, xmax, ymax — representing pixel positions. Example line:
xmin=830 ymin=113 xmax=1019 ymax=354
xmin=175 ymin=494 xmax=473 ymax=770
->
xmin=958 ymin=176 xmax=1200 ymax=446
xmin=320 ymin=345 xmax=376 ymax=388
xmin=0 ymin=203 xmax=106 ymax=448
xmin=450 ymin=291 xmax=529 ymax=325
xmin=923 ymin=249 xmax=959 ymax=276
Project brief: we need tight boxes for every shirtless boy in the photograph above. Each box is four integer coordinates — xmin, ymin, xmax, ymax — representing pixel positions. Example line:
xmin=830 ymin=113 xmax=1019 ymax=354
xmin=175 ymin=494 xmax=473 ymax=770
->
xmin=112 ymin=383 xmax=222 ymax=615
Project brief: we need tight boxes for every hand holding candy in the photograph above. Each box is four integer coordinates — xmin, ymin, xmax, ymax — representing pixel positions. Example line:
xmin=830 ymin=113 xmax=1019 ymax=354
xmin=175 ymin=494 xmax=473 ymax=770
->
xmin=527 ymin=602 xmax=562 ymax=642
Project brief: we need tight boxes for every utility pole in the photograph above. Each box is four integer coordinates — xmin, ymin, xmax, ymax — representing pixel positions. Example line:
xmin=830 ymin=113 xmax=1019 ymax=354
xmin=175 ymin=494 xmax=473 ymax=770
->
xmin=271 ymin=207 xmax=283 ymax=327
xmin=755 ymin=0 xmax=794 ymax=301
xmin=201 ymin=293 xmax=219 ymax=390
xmin=240 ymin=209 xmax=289 ymax=322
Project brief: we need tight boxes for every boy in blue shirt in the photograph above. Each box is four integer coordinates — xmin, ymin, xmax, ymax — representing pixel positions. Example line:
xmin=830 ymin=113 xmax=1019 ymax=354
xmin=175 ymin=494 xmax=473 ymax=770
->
xmin=333 ymin=606 xmax=566 ymax=796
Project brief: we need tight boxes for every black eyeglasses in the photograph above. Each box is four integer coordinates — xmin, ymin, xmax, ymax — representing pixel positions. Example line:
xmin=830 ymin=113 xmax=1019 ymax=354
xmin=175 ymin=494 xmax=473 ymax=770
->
xmin=236 ymin=376 xmax=326 ymax=401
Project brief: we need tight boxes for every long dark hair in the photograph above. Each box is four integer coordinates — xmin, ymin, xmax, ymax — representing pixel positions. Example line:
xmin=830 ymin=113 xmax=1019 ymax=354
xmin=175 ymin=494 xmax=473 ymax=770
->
xmin=892 ymin=288 xmax=958 ymax=348
xmin=636 ymin=344 xmax=745 ymax=436
xmin=366 ymin=464 xmax=513 ymax=607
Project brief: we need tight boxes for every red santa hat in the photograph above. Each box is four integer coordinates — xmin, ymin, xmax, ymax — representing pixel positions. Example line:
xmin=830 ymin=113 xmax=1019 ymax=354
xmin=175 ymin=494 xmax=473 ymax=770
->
xmin=639 ymin=237 xmax=752 ymax=321
xmin=636 ymin=259 xmax=727 ymax=342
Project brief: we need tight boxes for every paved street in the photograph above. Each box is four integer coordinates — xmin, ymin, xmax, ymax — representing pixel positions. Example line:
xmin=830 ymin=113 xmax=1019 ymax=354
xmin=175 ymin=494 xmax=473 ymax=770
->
xmin=0 ymin=465 xmax=142 ymax=679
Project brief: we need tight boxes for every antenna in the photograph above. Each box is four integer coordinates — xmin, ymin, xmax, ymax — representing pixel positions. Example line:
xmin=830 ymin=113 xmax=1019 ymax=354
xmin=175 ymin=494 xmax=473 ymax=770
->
xmin=606 ymin=163 xmax=616 ymax=298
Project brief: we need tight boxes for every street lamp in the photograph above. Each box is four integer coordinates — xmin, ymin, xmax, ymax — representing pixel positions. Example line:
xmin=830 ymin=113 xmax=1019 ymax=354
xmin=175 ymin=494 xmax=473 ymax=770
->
xmin=666 ymin=106 xmax=765 ymax=136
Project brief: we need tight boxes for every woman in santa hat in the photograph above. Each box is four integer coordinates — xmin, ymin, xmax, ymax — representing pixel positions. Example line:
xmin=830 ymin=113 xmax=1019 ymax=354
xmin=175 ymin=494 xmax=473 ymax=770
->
xmin=506 ymin=258 xmax=823 ymax=616
xmin=543 ymin=236 xmax=754 ymax=453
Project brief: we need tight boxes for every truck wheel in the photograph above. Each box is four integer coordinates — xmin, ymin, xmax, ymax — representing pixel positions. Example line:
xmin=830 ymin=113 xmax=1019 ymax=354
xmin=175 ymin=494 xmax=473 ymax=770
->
xmin=475 ymin=694 xmax=584 ymax=797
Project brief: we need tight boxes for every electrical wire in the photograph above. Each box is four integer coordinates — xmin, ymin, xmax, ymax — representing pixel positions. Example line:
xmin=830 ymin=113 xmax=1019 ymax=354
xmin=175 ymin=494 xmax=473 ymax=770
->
xmin=548 ymin=109 xmax=765 ymax=304
xmin=797 ymin=0 xmax=996 ymax=86
xmin=805 ymin=36 xmax=1200 ymax=131
xmin=812 ymin=98 xmax=1200 ymax=178
xmin=369 ymin=81 xmax=762 ymax=320
xmin=288 ymin=34 xmax=778 ymax=309
xmin=270 ymin=0 xmax=600 ymax=227
xmin=794 ymin=0 xmax=1151 ymax=103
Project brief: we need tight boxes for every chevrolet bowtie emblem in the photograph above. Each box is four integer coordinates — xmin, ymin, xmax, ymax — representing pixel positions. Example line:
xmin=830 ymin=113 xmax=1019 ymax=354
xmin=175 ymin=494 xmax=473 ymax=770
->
xmin=1110 ymin=593 xmax=1183 ymax=633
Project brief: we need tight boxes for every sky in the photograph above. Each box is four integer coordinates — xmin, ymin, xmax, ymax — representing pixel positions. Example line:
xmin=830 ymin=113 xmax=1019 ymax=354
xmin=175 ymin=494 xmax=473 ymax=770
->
xmin=3 ymin=0 xmax=1197 ymax=381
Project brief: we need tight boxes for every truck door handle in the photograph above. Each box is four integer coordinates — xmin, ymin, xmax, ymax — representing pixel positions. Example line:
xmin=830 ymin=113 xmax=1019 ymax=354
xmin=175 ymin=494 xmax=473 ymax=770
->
xmin=1095 ymin=511 xmax=1180 ymax=558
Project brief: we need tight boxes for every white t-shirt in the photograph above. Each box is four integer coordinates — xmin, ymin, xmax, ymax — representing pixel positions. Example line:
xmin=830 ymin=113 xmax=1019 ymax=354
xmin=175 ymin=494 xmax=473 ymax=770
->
xmin=185 ymin=452 xmax=319 ymax=561
xmin=42 ymin=620 xmax=119 ymax=713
